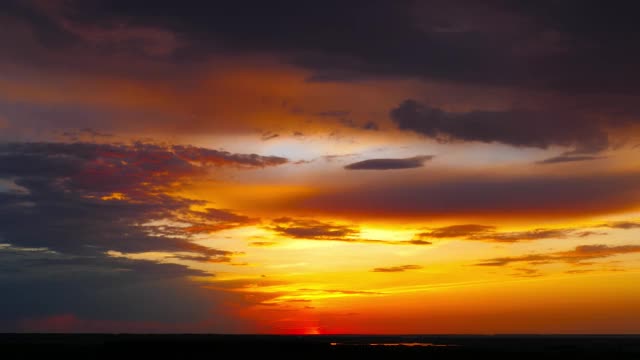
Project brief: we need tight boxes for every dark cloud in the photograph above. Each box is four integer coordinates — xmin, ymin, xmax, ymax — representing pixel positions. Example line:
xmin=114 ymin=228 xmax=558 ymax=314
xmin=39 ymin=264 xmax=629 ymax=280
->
xmin=575 ymin=230 xmax=607 ymax=237
xmin=344 ymin=155 xmax=433 ymax=170
xmin=4 ymin=1 xmax=640 ymax=154
xmin=476 ymin=244 xmax=640 ymax=266
xmin=391 ymin=99 xmax=609 ymax=154
xmin=60 ymin=128 xmax=114 ymax=141
xmin=171 ymin=144 xmax=288 ymax=168
xmin=416 ymin=224 xmax=495 ymax=239
xmin=267 ymin=217 xmax=431 ymax=246
xmin=483 ymin=229 xmax=572 ymax=242
xmin=0 ymin=245 xmax=250 ymax=332
xmin=172 ymin=208 xmax=258 ymax=235
xmin=6 ymin=0 xmax=640 ymax=95
xmin=372 ymin=265 xmax=423 ymax=273
xmin=338 ymin=118 xmax=381 ymax=132
xmin=300 ymin=173 xmax=640 ymax=219
xmin=600 ymin=221 xmax=640 ymax=230
xmin=0 ymin=142 xmax=275 ymax=256
xmin=261 ymin=132 xmax=279 ymax=141
xmin=0 ymin=142 xmax=287 ymax=185
xmin=537 ymin=154 xmax=605 ymax=164
xmin=0 ymin=141 xmax=284 ymax=329
xmin=407 ymin=240 xmax=432 ymax=245
xmin=417 ymin=221 xmax=640 ymax=243
xmin=270 ymin=217 xmax=359 ymax=240
xmin=315 ymin=110 xmax=379 ymax=132
xmin=416 ymin=224 xmax=573 ymax=243
xmin=362 ymin=121 xmax=379 ymax=131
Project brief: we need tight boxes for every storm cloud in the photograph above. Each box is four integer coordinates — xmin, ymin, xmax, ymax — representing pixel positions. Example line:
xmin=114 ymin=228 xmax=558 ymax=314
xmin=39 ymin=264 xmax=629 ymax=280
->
xmin=0 ymin=141 xmax=284 ymax=330
xmin=391 ymin=99 xmax=609 ymax=154
xmin=344 ymin=155 xmax=433 ymax=170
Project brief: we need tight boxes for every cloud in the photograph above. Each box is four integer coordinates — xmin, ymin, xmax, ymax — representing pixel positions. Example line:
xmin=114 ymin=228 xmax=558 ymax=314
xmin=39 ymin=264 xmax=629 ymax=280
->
xmin=415 ymin=222 xmax=640 ymax=243
xmin=0 ymin=142 xmax=276 ymax=256
xmin=315 ymin=110 xmax=379 ymax=132
xmin=416 ymin=224 xmax=495 ymax=239
xmin=59 ymin=128 xmax=114 ymax=141
xmin=372 ymin=265 xmax=423 ymax=273
xmin=362 ymin=121 xmax=379 ymax=131
xmin=537 ymin=154 xmax=606 ymax=164
xmin=407 ymin=240 xmax=432 ymax=245
xmin=344 ymin=155 xmax=433 ymax=170
xmin=391 ymin=99 xmax=609 ymax=154
xmin=600 ymin=221 xmax=640 ymax=230
xmin=171 ymin=144 xmax=288 ymax=168
xmin=299 ymin=173 xmax=640 ymax=219
xmin=270 ymin=217 xmax=359 ymax=240
xmin=0 ymin=142 xmax=287 ymax=187
xmin=267 ymin=217 xmax=431 ymax=246
xmin=0 ymin=141 xmax=285 ymax=330
xmin=416 ymin=224 xmax=573 ymax=243
xmin=575 ymin=230 xmax=607 ymax=237
xmin=339 ymin=118 xmax=381 ymax=131
xmin=476 ymin=244 xmax=640 ymax=266
xmin=481 ymin=229 xmax=574 ymax=242
xmin=172 ymin=208 xmax=258 ymax=234
xmin=511 ymin=268 xmax=543 ymax=278
xmin=0 ymin=245 xmax=253 ymax=332
xmin=6 ymin=1 xmax=640 ymax=102
xmin=261 ymin=132 xmax=279 ymax=141
xmin=249 ymin=242 xmax=277 ymax=247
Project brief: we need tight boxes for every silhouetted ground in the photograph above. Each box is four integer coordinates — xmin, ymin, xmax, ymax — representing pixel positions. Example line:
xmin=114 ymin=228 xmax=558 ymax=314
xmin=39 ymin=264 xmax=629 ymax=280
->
xmin=1 ymin=334 xmax=640 ymax=359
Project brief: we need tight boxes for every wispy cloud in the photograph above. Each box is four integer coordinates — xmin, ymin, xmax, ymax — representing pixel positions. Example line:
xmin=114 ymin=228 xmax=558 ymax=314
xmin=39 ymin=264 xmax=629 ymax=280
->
xmin=372 ymin=265 xmax=423 ymax=273
xmin=476 ymin=244 xmax=640 ymax=266
xmin=416 ymin=221 xmax=640 ymax=243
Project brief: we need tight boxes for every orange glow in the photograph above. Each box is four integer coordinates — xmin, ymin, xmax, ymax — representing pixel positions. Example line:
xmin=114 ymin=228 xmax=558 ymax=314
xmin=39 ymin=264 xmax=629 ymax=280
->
xmin=3 ymin=9 xmax=640 ymax=335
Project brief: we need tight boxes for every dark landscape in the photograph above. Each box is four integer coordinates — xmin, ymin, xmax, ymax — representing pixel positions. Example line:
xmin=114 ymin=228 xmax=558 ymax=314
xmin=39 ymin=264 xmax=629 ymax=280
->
xmin=2 ymin=334 xmax=640 ymax=358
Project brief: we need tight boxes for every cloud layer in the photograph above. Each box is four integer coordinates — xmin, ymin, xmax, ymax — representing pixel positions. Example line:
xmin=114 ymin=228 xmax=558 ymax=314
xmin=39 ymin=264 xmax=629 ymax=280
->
xmin=300 ymin=173 xmax=640 ymax=219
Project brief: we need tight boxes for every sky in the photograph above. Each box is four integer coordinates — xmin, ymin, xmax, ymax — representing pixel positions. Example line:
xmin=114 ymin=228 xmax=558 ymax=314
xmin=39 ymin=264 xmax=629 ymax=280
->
xmin=1 ymin=0 xmax=640 ymax=334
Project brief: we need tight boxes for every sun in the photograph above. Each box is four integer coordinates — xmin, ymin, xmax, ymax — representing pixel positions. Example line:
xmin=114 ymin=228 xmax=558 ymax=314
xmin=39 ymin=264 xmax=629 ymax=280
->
xmin=303 ymin=327 xmax=322 ymax=335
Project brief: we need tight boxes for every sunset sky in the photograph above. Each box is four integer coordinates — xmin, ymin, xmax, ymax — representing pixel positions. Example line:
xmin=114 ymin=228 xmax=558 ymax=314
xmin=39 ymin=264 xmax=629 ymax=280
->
xmin=2 ymin=0 xmax=640 ymax=334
